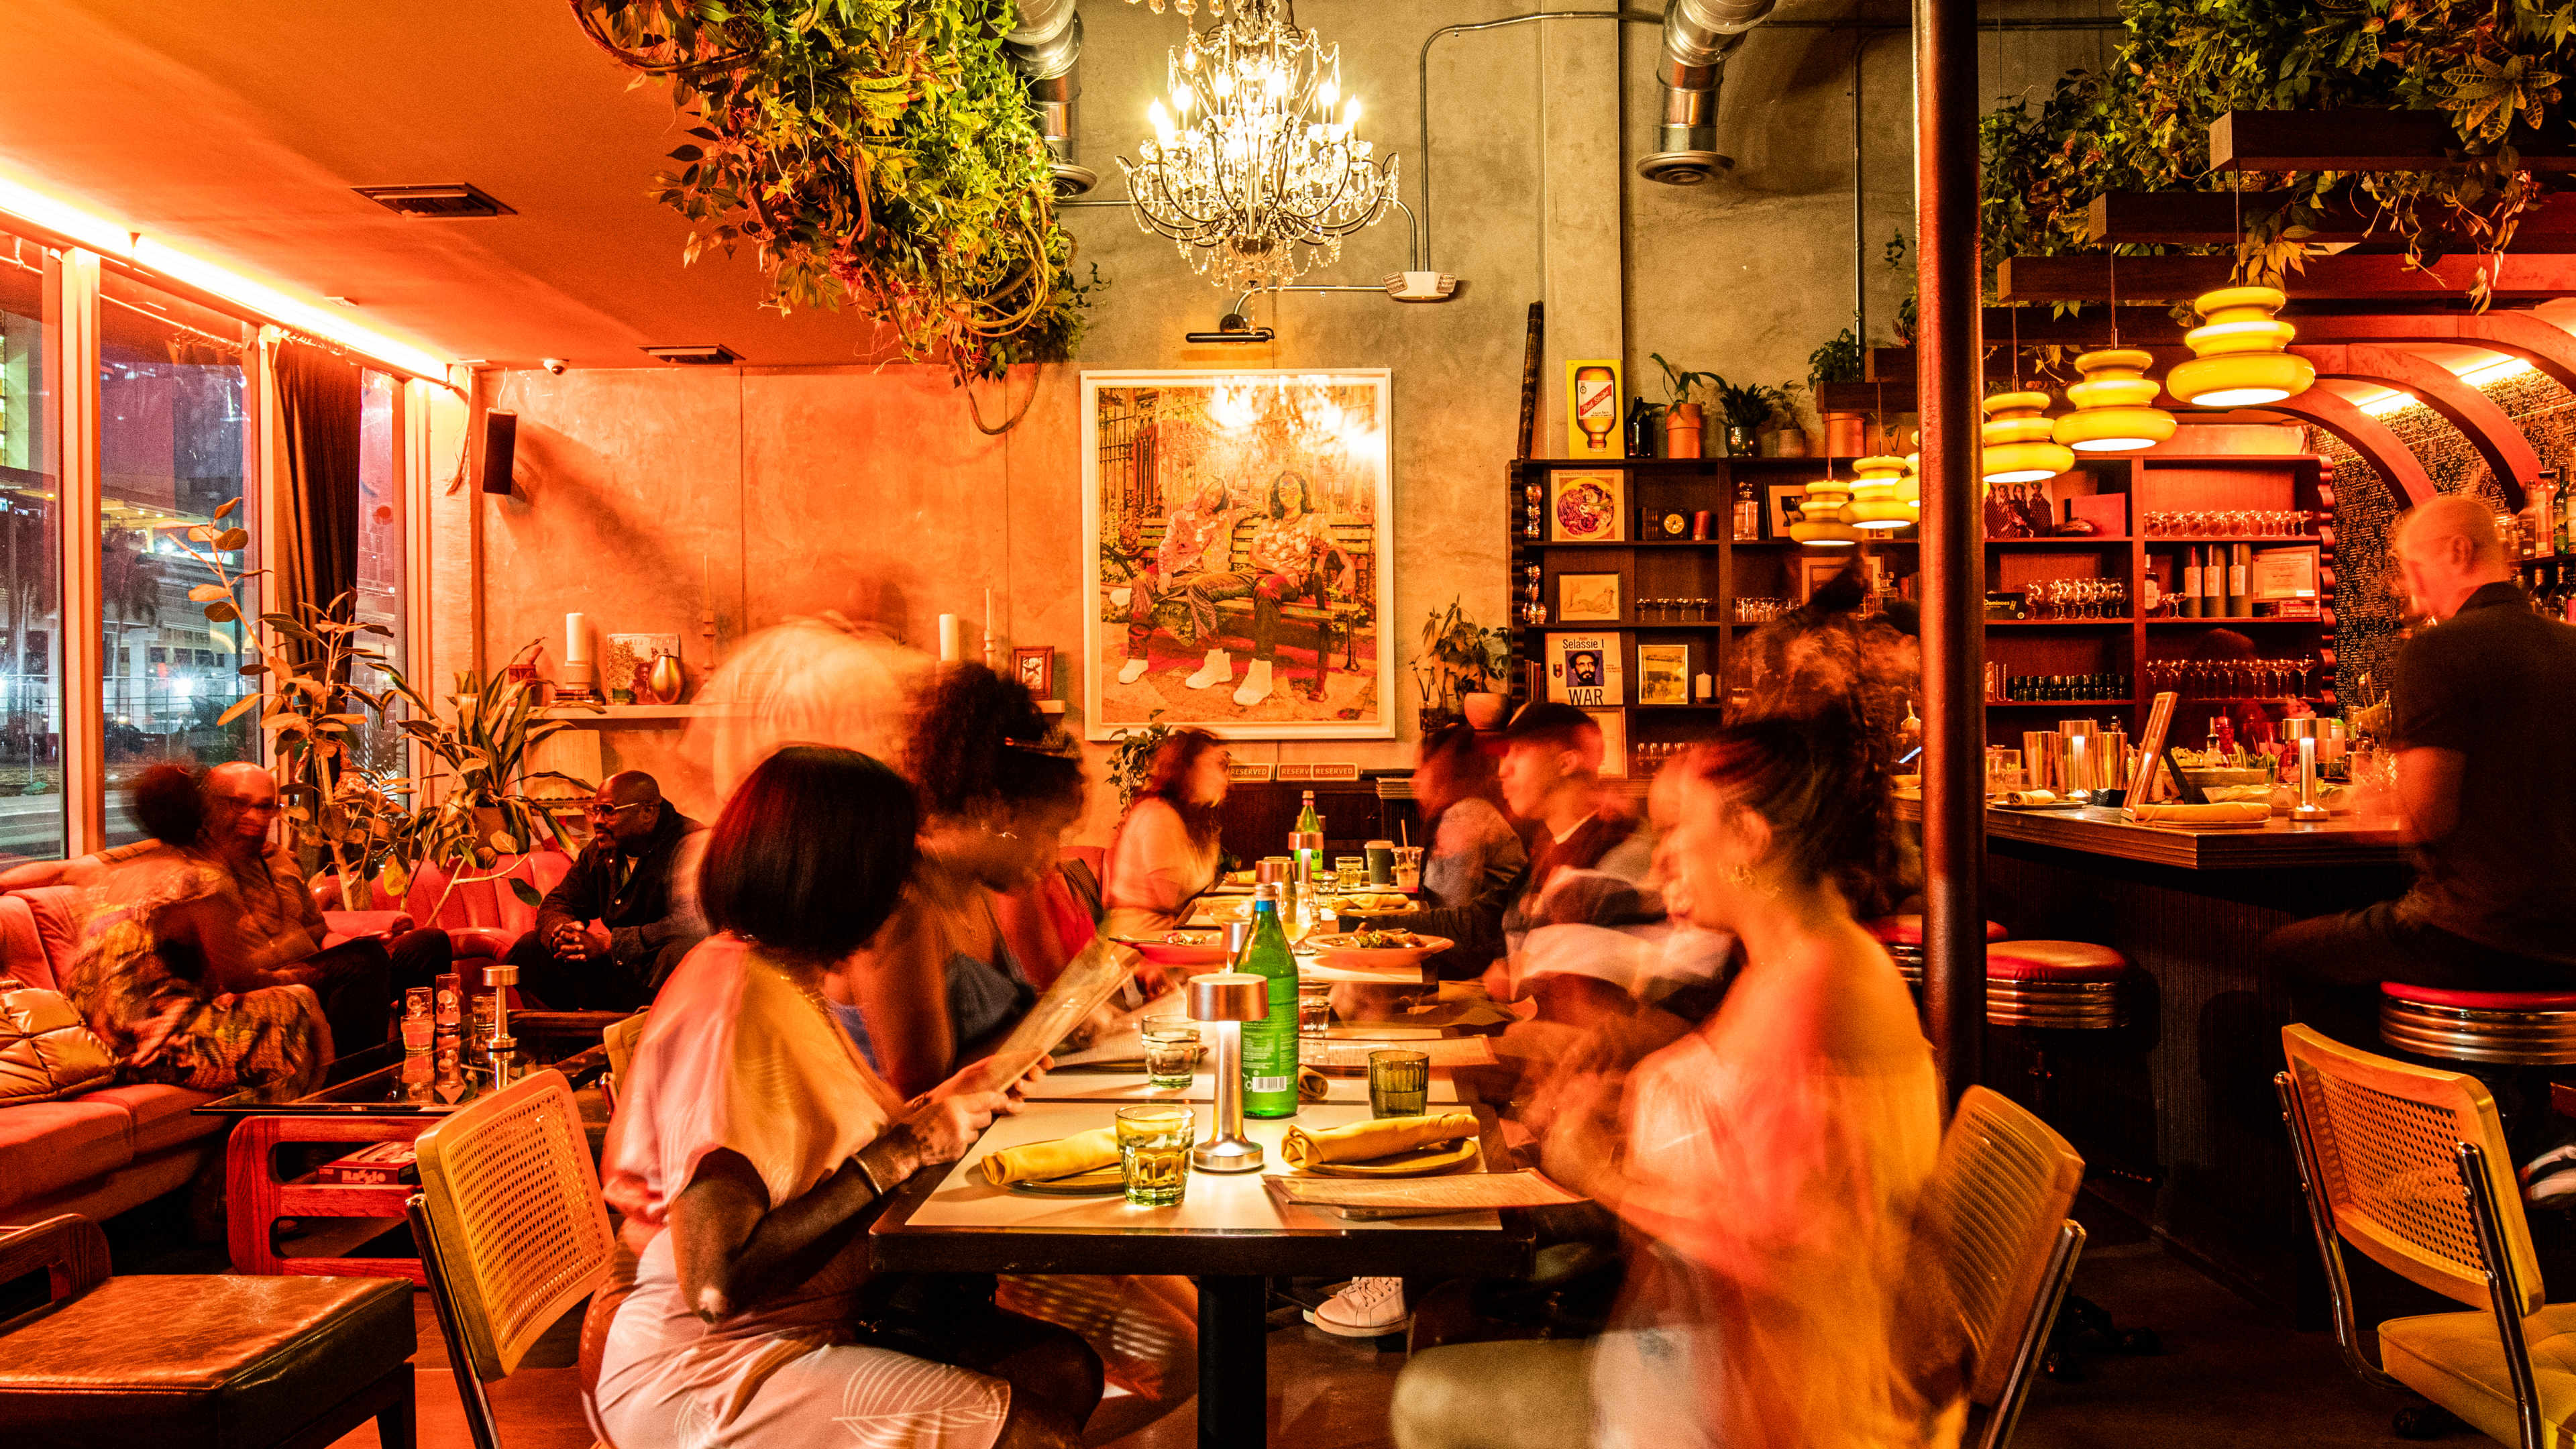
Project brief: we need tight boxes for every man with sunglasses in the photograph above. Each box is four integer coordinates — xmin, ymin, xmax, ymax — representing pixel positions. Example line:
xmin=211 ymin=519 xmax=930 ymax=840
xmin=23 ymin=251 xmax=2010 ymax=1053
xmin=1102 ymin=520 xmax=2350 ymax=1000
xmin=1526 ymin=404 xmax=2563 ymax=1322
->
xmin=509 ymin=770 xmax=705 ymax=1010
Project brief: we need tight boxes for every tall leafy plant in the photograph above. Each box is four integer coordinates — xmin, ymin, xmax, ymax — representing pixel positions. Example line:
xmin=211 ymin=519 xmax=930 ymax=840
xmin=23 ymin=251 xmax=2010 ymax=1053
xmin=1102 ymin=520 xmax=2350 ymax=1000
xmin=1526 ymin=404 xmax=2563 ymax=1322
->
xmin=1412 ymin=599 xmax=1509 ymax=710
xmin=1978 ymin=0 xmax=2559 ymax=306
xmin=570 ymin=0 xmax=1096 ymax=385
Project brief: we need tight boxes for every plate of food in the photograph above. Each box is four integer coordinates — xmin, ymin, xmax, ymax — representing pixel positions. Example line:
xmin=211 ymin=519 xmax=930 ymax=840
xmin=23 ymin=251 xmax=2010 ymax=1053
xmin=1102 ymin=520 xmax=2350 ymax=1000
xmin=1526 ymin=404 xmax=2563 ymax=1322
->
xmin=1303 ymin=929 xmax=1453 ymax=973
xmin=1330 ymin=892 xmax=1415 ymax=916
xmin=1200 ymin=898 xmax=1257 ymax=925
xmin=1116 ymin=930 xmax=1232 ymax=968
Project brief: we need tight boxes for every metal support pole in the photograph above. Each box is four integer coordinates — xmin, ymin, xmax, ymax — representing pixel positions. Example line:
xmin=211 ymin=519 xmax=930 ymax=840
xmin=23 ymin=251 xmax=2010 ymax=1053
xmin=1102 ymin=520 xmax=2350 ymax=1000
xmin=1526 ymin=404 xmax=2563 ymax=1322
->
xmin=1913 ymin=0 xmax=1984 ymax=1102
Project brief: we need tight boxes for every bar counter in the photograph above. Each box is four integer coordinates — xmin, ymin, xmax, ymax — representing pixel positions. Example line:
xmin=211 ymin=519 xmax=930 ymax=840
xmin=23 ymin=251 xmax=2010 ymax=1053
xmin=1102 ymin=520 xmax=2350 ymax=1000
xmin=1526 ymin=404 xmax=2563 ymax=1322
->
xmin=1898 ymin=798 xmax=2414 ymax=1310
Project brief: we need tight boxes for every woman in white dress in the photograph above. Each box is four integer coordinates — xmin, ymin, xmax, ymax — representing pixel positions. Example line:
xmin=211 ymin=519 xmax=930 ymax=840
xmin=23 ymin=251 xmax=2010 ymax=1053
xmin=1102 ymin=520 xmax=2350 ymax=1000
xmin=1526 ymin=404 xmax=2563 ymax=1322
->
xmin=1391 ymin=711 xmax=1960 ymax=1449
xmin=596 ymin=746 xmax=1095 ymax=1449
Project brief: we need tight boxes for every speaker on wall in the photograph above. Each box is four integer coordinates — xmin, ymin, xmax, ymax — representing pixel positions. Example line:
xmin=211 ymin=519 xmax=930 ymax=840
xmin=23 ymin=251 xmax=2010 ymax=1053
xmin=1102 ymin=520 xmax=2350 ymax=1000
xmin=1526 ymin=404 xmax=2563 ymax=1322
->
xmin=478 ymin=409 xmax=519 ymax=495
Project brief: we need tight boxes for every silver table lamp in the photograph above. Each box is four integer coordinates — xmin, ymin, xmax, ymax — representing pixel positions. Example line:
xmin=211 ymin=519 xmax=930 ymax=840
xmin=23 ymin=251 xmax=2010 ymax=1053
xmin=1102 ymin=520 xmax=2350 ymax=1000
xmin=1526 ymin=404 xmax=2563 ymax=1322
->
xmin=1189 ymin=971 xmax=1271 ymax=1173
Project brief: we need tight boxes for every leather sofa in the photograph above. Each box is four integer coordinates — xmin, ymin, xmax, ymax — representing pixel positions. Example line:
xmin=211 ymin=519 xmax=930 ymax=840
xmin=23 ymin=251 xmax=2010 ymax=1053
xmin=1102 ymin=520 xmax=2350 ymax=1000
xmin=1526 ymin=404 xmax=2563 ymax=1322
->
xmin=0 ymin=885 xmax=418 ymax=1227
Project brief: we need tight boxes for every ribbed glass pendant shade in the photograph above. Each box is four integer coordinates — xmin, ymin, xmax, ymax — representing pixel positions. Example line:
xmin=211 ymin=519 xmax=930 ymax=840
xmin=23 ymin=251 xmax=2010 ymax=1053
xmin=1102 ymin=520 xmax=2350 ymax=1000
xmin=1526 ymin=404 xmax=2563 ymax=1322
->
xmin=2052 ymin=349 xmax=2176 ymax=452
xmin=2166 ymin=286 xmax=2313 ymax=407
xmin=1789 ymin=472 xmax=1861 ymax=546
xmin=1847 ymin=454 xmax=1914 ymax=531
xmin=1982 ymin=390 xmax=2076 ymax=483
xmin=1902 ymin=451 xmax=1921 ymax=521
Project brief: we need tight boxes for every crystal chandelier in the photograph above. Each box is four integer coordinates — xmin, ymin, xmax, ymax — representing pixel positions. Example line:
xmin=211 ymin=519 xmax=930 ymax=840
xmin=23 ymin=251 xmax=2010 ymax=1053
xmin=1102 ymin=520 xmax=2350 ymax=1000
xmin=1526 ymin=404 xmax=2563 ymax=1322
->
xmin=1116 ymin=0 xmax=1398 ymax=290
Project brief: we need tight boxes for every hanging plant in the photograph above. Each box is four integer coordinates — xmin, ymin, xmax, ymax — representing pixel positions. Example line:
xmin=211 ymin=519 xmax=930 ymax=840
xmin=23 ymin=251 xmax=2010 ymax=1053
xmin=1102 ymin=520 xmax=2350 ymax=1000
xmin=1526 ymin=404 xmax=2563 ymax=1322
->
xmin=1977 ymin=0 xmax=2570 ymax=309
xmin=569 ymin=0 xmax=1100 ymax=384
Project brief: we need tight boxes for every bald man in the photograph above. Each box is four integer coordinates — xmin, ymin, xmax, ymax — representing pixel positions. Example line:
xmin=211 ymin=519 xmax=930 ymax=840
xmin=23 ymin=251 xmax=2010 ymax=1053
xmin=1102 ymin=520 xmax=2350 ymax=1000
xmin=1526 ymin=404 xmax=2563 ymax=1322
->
xmin=197 ymin=762 xmax=453 ymax=1054
xmin=511 ymin=770 xmax=704 ymax=1010
xmin=2269 ymin=497 xmax=2576 ymax=1161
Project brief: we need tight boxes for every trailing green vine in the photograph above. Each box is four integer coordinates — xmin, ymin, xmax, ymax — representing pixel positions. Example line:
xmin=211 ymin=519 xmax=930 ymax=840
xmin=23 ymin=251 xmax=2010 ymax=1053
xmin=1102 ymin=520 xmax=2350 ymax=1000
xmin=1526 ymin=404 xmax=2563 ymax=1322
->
xmin=570 ymin=0 xmax=1098 ymax=383
xmin=1978 ymin=0 xmax=2565 ymax=308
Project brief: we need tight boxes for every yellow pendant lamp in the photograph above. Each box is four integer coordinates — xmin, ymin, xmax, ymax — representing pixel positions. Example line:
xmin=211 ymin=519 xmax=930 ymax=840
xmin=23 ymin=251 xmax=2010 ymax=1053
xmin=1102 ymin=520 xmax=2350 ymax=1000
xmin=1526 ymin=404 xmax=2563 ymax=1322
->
xmin=2052 ymin=348 xmax=2176 ymax=452
xmin=1982 ymin=390 xmax=2075 ymax=484
xmin=1846 ymin=453 xmax=1914 ymax=531
xmin=2165 ymin=285 xmax=2313 ymax=407
xmin=1789 ymin=470 xmax=1861 ymax=547
xmin=1902 ymin=451 xmax=1921 ymax=521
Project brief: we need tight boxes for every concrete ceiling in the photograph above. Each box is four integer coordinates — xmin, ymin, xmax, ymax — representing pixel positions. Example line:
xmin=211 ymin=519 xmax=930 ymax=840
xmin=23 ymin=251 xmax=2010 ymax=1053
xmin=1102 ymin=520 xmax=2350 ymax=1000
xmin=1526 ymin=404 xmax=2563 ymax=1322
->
xmin=0 ymin=0 xmax=927 ymax=370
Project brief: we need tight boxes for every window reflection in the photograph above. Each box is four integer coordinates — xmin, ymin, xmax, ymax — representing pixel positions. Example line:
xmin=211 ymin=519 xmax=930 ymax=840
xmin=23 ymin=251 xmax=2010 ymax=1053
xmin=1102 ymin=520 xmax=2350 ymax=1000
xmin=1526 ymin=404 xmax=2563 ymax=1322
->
xmin=99 ymin=270 xmax=255 ymax=844
xmin=0 ymin=231 xmax=63 ymax=862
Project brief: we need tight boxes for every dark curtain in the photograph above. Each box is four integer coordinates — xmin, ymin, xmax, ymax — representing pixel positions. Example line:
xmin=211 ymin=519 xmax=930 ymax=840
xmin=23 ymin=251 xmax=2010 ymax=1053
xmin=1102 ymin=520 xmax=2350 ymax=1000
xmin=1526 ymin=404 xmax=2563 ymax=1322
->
xmin=274 ymin=339 xmax=362 ymax=622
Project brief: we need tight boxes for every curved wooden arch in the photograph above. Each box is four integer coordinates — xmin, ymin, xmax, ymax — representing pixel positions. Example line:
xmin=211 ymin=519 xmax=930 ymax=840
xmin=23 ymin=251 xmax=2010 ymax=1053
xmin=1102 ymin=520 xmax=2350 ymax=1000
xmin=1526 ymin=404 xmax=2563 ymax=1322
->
xmin=2294 ymin=311 xmax=2576 ymax=396
xmin=2294 ymin=343 xmax=2538 ymax=507
xmin=2250 ymin=390 xmax=2436 ymax=506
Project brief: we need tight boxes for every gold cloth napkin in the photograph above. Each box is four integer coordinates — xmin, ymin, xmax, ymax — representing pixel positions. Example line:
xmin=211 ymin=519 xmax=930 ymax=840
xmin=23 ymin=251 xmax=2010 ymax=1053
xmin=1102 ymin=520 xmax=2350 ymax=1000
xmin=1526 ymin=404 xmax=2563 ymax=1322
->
xmin=1997 ymin=790 xmax=2059 ymax=807
xmin=1299 ymin=1067 xmax=1331 ymax=1102
xmin=1281 ymin=1112 xmax=1479 ymax=1168
xmin=2123 ymin=802 xmax=2271 ymax=825
xmin=977 ymin=1128 xmax=1120 ymax=1187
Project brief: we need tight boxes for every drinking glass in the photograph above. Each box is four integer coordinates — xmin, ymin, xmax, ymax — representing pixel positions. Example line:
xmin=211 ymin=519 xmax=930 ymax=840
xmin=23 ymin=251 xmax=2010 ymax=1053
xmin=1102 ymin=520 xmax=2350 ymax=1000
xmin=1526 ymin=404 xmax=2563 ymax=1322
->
xmin=1140 ymin=1016 xmax=1201 ymax=1089
xmin=1367 ymin=1050 xmax=1432 ymax=1119
xmin=1116 ymin=1105 xmax=1195 ymax=1206
xmin=1392 ymin=845 xmax=1424 ymax=892
xmin=1336 ymin=856 xmax=1368 ymax=886
xmin=1298 ymin=979 xmax=1334 ymax=1039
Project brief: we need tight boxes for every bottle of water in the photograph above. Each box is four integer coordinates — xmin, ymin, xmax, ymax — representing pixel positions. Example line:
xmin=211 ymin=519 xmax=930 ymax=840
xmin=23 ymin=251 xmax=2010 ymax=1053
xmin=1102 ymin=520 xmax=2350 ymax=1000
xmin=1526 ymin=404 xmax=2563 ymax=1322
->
xmin=1239 ymin=882 xmax=1301 ymax=1119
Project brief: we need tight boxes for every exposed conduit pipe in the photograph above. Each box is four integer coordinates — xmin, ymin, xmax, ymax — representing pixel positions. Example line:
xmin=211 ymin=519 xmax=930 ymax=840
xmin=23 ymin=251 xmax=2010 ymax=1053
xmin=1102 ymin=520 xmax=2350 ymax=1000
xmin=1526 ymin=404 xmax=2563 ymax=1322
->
xmin=1639 ymin=0 xmax=1780 ymax=185
xmin=1007 ymin=0 xmax=1095 ymax=196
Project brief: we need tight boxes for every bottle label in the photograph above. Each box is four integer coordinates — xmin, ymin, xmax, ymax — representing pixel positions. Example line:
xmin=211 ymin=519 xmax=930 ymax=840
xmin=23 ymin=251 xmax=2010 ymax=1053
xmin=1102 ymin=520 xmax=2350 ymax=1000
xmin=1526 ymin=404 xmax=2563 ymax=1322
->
xmin=1249 ymin=1076 xmax=1291 ymax=1093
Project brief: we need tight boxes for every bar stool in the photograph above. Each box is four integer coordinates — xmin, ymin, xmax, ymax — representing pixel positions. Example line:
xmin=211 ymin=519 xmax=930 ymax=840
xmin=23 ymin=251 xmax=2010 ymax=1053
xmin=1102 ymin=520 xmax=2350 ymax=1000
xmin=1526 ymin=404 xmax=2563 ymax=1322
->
xmin=1862 ymin=914 xmax=2007 ymax=990
xmin=2377 ymin=983 xmax=2576 ymax=1067
xmin=1984 ymin=939 xmax=2159 ymax=1379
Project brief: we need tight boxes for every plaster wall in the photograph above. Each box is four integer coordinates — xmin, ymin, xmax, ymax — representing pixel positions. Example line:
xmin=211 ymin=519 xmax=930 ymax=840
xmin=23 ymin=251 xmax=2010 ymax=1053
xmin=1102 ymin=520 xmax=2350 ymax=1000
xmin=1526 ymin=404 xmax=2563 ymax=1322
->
xmin=447 ymin=0 xmax=2120 ymax=842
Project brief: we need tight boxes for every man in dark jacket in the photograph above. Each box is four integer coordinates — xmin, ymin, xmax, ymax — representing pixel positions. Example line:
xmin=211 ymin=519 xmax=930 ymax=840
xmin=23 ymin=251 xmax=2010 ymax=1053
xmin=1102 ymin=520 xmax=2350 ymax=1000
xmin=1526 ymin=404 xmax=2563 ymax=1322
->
xmin=510 ymin=771 xmax=705 ymax=1010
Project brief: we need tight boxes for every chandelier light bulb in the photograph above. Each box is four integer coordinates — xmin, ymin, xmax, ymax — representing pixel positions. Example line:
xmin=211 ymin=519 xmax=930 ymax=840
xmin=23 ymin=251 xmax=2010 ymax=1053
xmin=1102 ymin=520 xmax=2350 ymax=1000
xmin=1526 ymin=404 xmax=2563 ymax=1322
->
xmin=1319 ymin=79 xmax=1338 ymax=108
xmin=2052 ymin=349 xmax=2177 ymax=453
xmin=1342 ymin=96 xmax=1362 ymax=129
xmin=1980 ymin=390 xmax=2076 ymax=484
xmin=2166 ymin=285 xmax=2314 ymax=407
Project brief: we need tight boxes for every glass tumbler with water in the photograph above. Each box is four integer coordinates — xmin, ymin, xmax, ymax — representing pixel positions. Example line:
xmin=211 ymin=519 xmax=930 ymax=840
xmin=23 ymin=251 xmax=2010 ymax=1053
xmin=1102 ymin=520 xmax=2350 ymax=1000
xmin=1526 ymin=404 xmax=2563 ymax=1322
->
xmin=1367 ymin=1050 xmax=1431 ymax=1118
xmin=1116 ymin=1104 xmax=1195 ymax=1207
xmin=1140 ymin=1016 xmax=1200 ymax=1090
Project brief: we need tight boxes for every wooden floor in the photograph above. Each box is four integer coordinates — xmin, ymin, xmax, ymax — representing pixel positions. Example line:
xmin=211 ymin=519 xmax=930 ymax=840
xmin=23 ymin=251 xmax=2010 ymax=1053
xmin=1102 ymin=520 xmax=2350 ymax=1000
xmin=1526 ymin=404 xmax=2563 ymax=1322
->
xmin=321 ymin=1213 xmax=2434 ymax=1449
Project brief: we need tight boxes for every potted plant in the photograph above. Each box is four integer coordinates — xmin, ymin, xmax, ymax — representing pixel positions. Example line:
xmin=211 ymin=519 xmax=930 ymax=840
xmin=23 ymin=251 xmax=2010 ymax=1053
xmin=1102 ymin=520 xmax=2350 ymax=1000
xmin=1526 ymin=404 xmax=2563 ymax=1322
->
xmin=1651 ymin=354 xmax=1721 ymax=460
xmin=1106 ymin=714 xmax=1177 ymax=808
xmin=1414 ymin=600 xmax=1512 ymax=731
xmin=1809 ymin=328 xmax=1867 ymax=455
xmin=1711 ymin=378 xmax=1789 ymax=458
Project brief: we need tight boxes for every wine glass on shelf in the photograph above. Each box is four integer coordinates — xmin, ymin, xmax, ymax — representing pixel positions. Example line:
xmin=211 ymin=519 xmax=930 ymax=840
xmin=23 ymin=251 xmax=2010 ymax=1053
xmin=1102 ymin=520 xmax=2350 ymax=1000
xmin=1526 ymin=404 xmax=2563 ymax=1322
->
xmin=2294 ymin=651 xmax=2318 ymax=699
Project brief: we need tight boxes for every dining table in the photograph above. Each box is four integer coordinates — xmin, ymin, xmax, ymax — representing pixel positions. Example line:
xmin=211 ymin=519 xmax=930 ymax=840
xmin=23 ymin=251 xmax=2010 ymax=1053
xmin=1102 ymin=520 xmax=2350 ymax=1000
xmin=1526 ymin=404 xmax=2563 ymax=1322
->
xmin=869 ymin=1097 xmax=1533 ymax=1448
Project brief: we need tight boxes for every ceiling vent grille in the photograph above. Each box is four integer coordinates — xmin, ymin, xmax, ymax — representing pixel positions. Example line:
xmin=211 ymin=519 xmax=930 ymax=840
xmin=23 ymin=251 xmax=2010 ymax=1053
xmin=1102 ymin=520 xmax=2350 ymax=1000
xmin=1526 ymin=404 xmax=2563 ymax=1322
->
xmin=353 ymin=184 xmax=515 ymax=218
xmin=641 ymin=344 xmax=741 ymax=366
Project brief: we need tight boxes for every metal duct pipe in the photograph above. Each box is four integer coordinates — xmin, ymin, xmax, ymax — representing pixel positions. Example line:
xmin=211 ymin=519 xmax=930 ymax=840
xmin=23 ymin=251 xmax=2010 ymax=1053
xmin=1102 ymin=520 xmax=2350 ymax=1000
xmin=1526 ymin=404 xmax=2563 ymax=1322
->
xmin=1640 ymin=0 xmax=1778 ymax=185
xmin=1006 ymin=0 xmax=1095 ymax=197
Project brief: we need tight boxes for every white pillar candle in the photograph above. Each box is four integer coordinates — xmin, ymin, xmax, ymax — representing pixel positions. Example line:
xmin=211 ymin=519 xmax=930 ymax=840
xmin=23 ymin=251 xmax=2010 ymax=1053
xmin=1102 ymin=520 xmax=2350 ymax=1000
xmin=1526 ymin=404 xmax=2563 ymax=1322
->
xmin=565 ymin=612 xmax=590 ymax=664
xmin=983 ymin=587 xmax=996 ymax=667
xmin=938 ymin=613 xmax=963 ymax=663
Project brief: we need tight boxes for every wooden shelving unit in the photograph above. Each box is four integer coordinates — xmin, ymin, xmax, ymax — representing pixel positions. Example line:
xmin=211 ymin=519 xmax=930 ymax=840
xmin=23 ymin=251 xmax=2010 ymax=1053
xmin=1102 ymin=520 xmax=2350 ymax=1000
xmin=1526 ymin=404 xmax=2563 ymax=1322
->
xmin=1505 ymin=448 xmax=2341 ymax=758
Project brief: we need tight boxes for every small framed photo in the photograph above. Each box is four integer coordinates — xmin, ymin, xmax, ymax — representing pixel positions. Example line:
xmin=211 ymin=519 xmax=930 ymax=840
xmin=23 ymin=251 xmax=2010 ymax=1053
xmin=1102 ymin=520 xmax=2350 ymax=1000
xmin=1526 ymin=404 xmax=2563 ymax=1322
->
xmin=1799 ymin=556 xmax=1851 ymax=603
xmin=1583 ymin=708 xmax=1629 ymax=777
xmin=1556 ymin=572 xmax=1623 ymax=622
xmin=1548 ymin=470 xmax=1625 ymax=542
xmin=1012 ymin=645 xmax=1056 ymax=699
xmin=1764 ymin=484 xmax=1810 ymax=538
xmin=1636 ymin=643 xmax=1691 ymax=705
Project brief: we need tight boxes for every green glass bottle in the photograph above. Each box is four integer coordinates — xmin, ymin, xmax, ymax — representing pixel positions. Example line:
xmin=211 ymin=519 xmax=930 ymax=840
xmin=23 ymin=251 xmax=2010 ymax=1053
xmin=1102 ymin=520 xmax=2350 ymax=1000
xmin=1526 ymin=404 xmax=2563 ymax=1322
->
xmin=1239 ymin=883 xmax=1301 ymax=1118
xmin=1291 ymin=790 xmax=1324 ymax=880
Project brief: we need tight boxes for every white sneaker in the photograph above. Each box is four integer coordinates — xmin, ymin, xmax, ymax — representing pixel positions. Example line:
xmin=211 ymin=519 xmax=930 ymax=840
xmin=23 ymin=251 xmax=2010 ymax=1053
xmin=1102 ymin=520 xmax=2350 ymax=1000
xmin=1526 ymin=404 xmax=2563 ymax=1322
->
xmin=1232 ymin=657 xmax=1275 ymax=707
xmin=1305 ymin=1277 xmax=1409 ymax=1338
xmin=1117 ymin=656 xmax=1150 ymax=685
xmin=1185 ymin=649 xmax=1233 ymax=690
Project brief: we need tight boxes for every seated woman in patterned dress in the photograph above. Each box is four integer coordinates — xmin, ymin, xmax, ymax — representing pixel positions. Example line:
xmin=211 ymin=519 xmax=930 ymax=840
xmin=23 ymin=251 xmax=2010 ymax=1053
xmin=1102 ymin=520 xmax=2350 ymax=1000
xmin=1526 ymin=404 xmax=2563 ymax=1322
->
xmin=61 ymin=764 xmax=327 ymax=1103
xmin=597 ymin=745 xmax=1097 ymax=1449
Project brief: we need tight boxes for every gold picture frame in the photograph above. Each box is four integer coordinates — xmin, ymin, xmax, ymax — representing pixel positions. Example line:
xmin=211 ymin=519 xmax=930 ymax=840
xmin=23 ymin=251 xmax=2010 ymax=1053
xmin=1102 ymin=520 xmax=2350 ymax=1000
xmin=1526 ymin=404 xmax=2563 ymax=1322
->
xmin=1556 ymin=572 xmax=1623 ymax=623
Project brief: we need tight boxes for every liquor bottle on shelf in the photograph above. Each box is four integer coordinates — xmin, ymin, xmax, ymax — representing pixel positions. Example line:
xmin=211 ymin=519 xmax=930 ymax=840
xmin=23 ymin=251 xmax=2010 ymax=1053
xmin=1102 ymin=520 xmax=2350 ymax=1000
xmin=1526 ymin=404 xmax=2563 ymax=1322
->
xmin=2203 ymin=547 xmax=2226 ymax=616
xmin=1238 ymin=883 xmax=1300 ymax=1119
xmin=2182 ymin=547 xmax=2204 ymax=618
xmin=2226 ymin=544 xmax=2250 ymax=618
xmin=1734 ymin=479 xmax=1762 ymax=541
